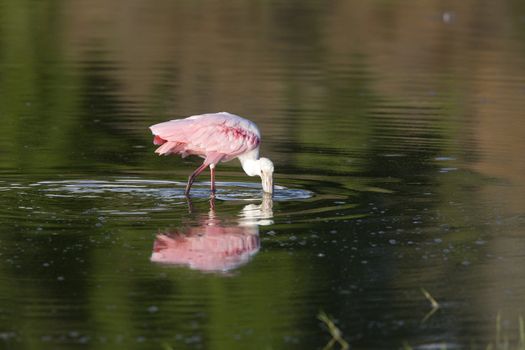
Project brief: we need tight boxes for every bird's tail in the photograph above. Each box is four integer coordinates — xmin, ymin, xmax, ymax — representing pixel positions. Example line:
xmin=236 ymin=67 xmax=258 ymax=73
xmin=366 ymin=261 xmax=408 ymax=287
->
xmin=155 ymin=141 xmax=185 ymax=156
xmin=153 ymin=135 xmax=166 ymax=145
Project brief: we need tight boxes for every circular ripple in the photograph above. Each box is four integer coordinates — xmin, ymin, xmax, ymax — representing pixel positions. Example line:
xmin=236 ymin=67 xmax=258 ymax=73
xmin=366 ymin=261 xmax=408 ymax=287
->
xmin=30 ymin=178 xmax=313 ymax=202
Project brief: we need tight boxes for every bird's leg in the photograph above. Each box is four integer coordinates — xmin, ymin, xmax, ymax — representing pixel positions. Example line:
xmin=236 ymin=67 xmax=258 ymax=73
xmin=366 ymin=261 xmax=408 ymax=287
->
xmin=210 ymin=164 xmax=216 ymax=195
xmin=185 ymin=162 xmax=209 ymax=196
xmin=185 ymin=197 xmax=194 ymax=213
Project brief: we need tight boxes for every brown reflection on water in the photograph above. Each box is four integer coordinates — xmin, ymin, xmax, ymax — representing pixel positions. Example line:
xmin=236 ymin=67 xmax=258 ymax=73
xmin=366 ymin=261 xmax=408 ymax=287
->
xmin=151 ymin=196 xmax=273 ymax=272
xmin=59 ymin=1 xmax=525 ymax=159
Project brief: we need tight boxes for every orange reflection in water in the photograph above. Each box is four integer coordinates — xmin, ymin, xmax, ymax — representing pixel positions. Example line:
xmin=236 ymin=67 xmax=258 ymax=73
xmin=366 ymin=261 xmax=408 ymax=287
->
xmin=151 ymin=196 xmax=272 ymax=272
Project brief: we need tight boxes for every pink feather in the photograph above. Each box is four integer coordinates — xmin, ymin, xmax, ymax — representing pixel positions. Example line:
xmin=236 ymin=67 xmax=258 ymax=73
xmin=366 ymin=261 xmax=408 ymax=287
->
xmin=150 ymin=112 xmax=261 ymax=163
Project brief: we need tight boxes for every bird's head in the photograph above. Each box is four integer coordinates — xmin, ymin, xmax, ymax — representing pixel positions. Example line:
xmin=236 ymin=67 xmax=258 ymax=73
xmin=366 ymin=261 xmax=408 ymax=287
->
xmin=258 ymin=157 xmax=274 ymax=195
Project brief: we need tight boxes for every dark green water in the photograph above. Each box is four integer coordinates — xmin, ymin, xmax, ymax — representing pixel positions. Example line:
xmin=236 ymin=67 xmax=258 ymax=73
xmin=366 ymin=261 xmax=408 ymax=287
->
xmin=2 ymin=1 xmax=525 ymax=349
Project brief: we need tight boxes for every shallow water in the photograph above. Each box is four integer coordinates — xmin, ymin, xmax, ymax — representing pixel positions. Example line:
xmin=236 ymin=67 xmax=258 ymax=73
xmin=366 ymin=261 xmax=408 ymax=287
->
xmin=2 ymin=1 xmax=525 ymax=349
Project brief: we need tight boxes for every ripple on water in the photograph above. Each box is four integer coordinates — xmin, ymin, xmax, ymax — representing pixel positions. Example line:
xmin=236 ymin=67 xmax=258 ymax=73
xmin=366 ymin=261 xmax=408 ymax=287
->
xmin=29 ymin=178 xmax=313 ymax=202
xmin=0 ymin=176 xmax=381 ymax=229
xmin=0 ymin=177 xmax=369 ymax=225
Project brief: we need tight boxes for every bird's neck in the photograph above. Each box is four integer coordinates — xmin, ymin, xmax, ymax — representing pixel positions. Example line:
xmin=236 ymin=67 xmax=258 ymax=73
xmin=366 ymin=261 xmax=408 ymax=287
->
xmin=238 ymin=149 xmax=260 ymax=177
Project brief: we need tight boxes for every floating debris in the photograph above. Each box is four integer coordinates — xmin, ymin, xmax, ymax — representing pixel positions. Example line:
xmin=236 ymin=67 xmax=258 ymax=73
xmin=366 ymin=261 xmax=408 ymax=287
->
xmin=318 ymin=311 xmax=349 ymax=350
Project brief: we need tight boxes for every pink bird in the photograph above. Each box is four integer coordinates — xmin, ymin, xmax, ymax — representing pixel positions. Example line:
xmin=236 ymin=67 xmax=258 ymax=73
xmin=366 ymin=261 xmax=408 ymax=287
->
xmin=150 ymin=112 xmax=274 ymax=196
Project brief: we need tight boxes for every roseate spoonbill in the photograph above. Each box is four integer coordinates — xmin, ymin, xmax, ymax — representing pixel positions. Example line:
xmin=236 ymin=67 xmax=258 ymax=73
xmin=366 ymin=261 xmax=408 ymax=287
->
xmin=150 ymin=112 xmax=274 ymax=196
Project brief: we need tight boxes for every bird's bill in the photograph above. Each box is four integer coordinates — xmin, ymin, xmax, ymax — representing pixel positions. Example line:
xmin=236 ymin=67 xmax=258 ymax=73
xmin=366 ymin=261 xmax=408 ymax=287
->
xmin=261 ymin=172 xmax=274 ymax=195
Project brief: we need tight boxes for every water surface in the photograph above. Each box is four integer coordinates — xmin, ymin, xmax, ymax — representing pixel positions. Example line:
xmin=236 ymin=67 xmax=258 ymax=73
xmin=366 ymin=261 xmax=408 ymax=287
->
xmin=1 ymin=1 xmax=525 ymax=349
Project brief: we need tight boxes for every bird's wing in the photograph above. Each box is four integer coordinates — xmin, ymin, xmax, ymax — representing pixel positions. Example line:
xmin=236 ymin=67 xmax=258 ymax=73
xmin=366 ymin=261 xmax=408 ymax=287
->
xmin=150 ymin=113 xmax=260 ymax=160
xmin=150 ymin=118 xmax=196 ymax=143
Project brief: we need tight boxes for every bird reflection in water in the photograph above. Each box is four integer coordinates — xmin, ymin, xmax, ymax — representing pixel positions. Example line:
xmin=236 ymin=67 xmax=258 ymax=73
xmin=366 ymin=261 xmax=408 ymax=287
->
xmin=150 ymin=195 xmax=273 ymax=272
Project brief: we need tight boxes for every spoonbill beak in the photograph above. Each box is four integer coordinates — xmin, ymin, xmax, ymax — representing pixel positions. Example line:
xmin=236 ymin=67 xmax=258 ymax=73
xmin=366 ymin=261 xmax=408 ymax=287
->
xmin=261 ymin=171 xmax=273 ymax=195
